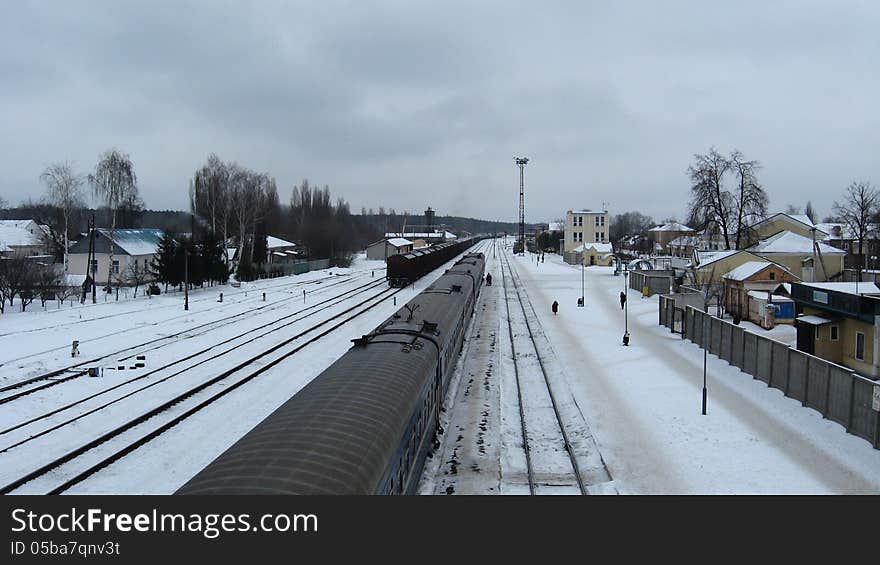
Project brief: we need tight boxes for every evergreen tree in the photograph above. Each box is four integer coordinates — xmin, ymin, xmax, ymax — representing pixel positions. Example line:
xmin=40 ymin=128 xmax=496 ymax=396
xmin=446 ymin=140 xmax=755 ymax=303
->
xmin=151 ymin=232 xmax=181 ymax=291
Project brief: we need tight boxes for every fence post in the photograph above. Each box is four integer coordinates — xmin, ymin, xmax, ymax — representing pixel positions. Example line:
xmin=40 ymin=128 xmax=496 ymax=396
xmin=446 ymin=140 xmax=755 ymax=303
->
xmin=803 ymin=358 xmax=810 ymax=407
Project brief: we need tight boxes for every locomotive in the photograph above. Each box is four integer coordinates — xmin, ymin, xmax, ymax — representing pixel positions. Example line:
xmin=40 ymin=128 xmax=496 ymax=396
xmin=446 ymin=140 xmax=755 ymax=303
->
xmin=177 ymin=251 xmax=486 ymax=495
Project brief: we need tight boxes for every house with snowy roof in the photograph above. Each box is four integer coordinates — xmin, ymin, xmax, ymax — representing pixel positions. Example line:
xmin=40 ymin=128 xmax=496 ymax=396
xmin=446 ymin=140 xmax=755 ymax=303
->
xmin=746 ymin=230 xmax=845 ymax=281
xmin=0 ymin=219 xmax=51 ymax=257
xmin=67 ymin=228 xmax=164 ymax=285
xmin=366 ymin=237 xmax=414 ymax=261
xmin=565 ymin=241 xmax=614 ymax=266
xmin=647 ymin=222 xmax=694 ymax=254
xmin=266 ymin=235 xmax=299 ymax=264
xmin=722 ymin=260 xmax=800 ymax=323
xmin=790 ymin=281 xmax=880 ymax=377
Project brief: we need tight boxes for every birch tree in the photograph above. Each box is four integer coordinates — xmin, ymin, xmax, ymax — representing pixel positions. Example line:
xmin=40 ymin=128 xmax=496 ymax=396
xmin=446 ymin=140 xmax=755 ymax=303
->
xmin=40 ymin=161 xmax=84 ymax=272
xmin=88 ymin=149 xmax=138 ymax=290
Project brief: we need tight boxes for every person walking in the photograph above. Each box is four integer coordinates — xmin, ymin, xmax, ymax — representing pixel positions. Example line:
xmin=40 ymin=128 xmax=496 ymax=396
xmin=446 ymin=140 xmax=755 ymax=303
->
xmin=620 ymin=291 xmax=627 ymax=310
xmin=552 ymin=300 xmax=559 ymax=315
xmin=486 ymin=273 xmax=492 ymax=286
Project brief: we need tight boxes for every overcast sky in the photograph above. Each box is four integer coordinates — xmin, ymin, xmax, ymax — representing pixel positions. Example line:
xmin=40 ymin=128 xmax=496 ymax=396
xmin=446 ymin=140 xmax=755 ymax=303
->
xmin=2 ymin=1 xmax=879 ymax=224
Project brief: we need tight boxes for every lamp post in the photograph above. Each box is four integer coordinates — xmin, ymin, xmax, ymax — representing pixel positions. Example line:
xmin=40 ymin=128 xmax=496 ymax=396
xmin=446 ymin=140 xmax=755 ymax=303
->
xmin=622 ymin=268 xmax=630 ymax=345
xmin=702 ymin=304 xmax=708 ymax=415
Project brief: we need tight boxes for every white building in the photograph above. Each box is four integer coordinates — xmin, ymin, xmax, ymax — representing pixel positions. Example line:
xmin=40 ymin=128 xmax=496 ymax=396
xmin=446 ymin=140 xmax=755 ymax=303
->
xmin=68 ymin=229 xmax=164 ymax=285
xmin=0 ymin=219 xmax=50 ymax=257
xmin=267 ymin=235 xmax=299 ymax=264
xmin=561 ymin=209 xmax=609 ymax=253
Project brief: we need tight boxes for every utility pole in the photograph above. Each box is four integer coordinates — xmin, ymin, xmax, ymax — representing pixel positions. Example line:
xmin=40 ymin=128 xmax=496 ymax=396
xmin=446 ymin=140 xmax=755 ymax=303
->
xmin=184 ymin=243 xmax=189 ymax=311
xmin=515 ymin=156 xmax=528 ymax=255
xmin=89 ymin=213 xmax=96 ymax=304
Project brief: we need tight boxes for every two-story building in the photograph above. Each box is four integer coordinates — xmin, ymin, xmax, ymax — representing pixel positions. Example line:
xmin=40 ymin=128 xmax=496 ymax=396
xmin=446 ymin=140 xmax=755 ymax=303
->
xmin=561 ymin=209 xmax=609 ymax=254
xmin=790 ymin=281 xmax=880 ymax=379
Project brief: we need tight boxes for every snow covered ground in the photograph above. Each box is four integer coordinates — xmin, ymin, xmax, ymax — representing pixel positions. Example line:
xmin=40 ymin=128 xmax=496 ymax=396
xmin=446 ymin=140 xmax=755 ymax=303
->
xmin=0 ymin=247 xmax=492 ymax=494
xmin=507 ymin=247 xmax=880 ymax=494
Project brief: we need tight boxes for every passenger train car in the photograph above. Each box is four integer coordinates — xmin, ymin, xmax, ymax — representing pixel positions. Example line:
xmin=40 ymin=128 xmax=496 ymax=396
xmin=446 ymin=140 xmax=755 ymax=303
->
xmin=177 ymin=251 xmax=486 ymax=495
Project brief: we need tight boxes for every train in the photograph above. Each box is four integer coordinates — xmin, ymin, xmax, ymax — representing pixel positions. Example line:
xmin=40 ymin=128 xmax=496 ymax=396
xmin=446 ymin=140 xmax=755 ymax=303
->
xmin=176 ymin=250 xmax=486 ymax=495
xmin=385 ymin=236 xmax=482 ymax=286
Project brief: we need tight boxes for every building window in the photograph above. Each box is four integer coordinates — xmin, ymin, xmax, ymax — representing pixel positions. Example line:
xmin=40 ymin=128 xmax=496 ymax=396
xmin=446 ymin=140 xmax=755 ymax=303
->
xmin=112 ymin=260 xmax=119 ymax=274
xmin=595 ymin=216 xmax=600 ymax=226
xmin=578 ymin=216 xmax=583 ymax=226
xmin=601 ymin=216 xmax=605 ymax=226
xmin=855 ymin=332 xmax=865 ymax=361
xmin=830 ymin=326 xmax=838 ymax=341
xmin=769 ymin=272 xmax=775 ymax=280
xmin=815 ymin=327 xmax=821 ymax=340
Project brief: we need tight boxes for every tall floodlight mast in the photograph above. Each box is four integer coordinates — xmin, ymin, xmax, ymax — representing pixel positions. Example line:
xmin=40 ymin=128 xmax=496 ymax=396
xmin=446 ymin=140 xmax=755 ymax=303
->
xmin=514 ymin=157 xmax=529 ymax=255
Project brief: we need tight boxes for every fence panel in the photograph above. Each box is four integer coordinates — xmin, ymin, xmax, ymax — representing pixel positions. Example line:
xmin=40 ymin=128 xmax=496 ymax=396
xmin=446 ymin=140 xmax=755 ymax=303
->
xmin=787 ymin=350 xmax=808 ymax=403
xmin=770 ymin=342 xmax=789 ymax=392
xmin=743 ymin=332 xmax=758 ymax=377
xmin=720 ymin=323 xmax=733 ymax=363
xmin=805 ymin=357 xmax=830 ymax=415
xmin=731 ymin=326 xmax=745 ymax=369
xmin=756 ymin=336 xmax=773 ymax=384
xmin=692 ymin=309 xmax=705 ymax=346
xmin=827 ymin=366 xmax=854 ymax=428
xmin=710 ymin=317 xmax=723 ymax=356
xmin=849 ymin=378 xmax=879 ymax=444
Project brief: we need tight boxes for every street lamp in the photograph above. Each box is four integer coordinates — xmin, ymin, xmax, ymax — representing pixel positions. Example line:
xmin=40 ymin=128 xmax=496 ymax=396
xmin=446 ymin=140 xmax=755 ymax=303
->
xmin=702 ymin=303 xmax=708 ymax=415
xmin=622 ymin=268 xmax=630 ymax=345
xmin=578 ymin=259 xmax=585 ymax=307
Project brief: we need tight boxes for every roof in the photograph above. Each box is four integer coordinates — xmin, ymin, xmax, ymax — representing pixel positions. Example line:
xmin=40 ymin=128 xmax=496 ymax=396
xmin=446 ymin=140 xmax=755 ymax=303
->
xmin=0 ymin=219 xmax=44 ymax=249
xmin=578 ymin=241 xmax=613 ymax=253
xmin=694 ymin=249 xmax=739 ymax=268
xmin=747 ymin=230 xmax=845 ymax=255
xmin=548 ymin=221 xmax=564 ymax=232
xmin=68 ymin=228 xmax=165 ymax=256
xmin=797 ymin=282 xmax=880 ymax=296
xmin=797 ymin=314 xmax=836 ymax=325
xmin=649 ymin=222 xmax=694 ymax=233
xmin=569 ymin=209 xmax=606 ymax=215
xmin=749 ymin=213 xmax=826 ymax=235
xmin=723 ymin=261 xmax=775 ymax=281
xmin=387 ymin=238 xmax=413 ymax=248
xmin=748 ymin=289 xmax=792 ymax=301
xmin=266 ymin=235 xmax=296 ymax=249
xmin=384 ymin=231 xmax=456 ymax=239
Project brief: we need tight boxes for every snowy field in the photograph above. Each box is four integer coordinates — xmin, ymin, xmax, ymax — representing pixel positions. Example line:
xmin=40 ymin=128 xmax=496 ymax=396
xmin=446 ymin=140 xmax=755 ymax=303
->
xmin=0 ymin=246 xmax=492 ymax=494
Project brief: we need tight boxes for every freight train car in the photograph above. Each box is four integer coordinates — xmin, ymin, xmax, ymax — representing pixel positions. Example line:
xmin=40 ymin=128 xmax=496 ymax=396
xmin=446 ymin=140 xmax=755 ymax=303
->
xmin=385 ymin=236 xmax=480 ymax=286
xmin=177 ymin=251 xmax=486 ymax=495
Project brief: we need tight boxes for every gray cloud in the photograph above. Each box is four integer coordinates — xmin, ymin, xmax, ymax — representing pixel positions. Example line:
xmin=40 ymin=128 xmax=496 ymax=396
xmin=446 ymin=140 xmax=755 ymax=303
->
xmin=2 ymin=1 xmax=879 ymax=224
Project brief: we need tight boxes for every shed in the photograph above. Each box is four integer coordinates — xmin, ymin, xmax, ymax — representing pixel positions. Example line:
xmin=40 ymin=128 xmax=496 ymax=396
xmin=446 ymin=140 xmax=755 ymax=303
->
xmin=366 ymin=237 xmax=414 ymax=260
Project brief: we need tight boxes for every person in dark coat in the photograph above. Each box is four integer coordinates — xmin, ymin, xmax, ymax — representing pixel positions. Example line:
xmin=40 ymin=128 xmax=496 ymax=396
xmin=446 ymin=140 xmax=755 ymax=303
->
xmin=620 ymin=291 xmax=627 ymax=310
xmin=486 ymin=273 xmax=492 ymax=286
xmin=552 ymin=300 xmax=559 ymax=315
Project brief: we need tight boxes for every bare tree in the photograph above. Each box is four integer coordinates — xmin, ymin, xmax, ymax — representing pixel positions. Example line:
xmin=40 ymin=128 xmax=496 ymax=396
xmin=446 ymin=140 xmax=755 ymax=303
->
xmin=0 ymin=255 xmax=37 ymax=312
xmin=124 ymin=260 xmax=151 ymax=298
xmin=89 ymin=149 xmax=138 ymax=291
xmin=804 ymin=201 xmax=817 ymax=224
xmin=35 ymin=265 xmax=61 ymax=308
xmin=729 ymin=150 xmax=768 ymax=250
xmin=40 ymin=161 xmax=84 ymax=273
xmin=686 ymin=148 xmax=734 ymax=250
xmin=833 ymin=181 xmax=879 ymax=275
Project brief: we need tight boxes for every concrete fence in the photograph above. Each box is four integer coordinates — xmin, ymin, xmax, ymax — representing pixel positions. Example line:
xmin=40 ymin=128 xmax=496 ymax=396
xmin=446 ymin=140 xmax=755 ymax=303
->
xmin=672 ymin=304 xmax=880 ymax=449
xmin=629 ymin=270 xmax=674 ymax=296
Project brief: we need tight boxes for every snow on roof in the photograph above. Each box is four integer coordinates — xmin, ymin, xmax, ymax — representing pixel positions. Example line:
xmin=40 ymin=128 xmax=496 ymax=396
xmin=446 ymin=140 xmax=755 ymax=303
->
xmin=97 ymin=229 xmax=164 ymax=256
xmin=266 ymin=235 xmax=296 ymax=249
xmin=694 ymin=249 xmax=739 ymax=268
xmin=384 ymin=231 xmax=455 ymax=239
xmin=569 ymin=209 xmax=606 ymax=215
xmin=0 ymin=219 xmax=44 ymax=248
xmin=649 ymin=222 xmax=694 ymax=232
xmin=798 ymin=282 xmax=880 ymax=296
xmin=748 ymin=230 xmax=845 ymax=255
xmin=548 ymin=221 xmax=564 ymax=231
xmin=797 ymin=314 xmax=837 ymax=325
xmin=387 ymin=238 xmax=413 ymax=248
xmin=581 ymin=241 xmax=613 ymax=253
xmin=748 ymin=289 xmax=792 ymax=301
xmin=751 ymin=212 xmax=826 ymax=234
xmin=723 ymin=261 xmax=775 ymax=281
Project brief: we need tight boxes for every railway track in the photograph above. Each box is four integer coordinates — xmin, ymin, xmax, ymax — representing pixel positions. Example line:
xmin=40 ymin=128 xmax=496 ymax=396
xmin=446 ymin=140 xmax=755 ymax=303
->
xmin=0 ymin=272 xmax=377 ymax=403
xmin=0 ymin=284 xmax=405 ymax=495
xmin=500 ymin=249 xmax=587 ymax=495
xmin=0 ymin=278 xmax=390 ymax=452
